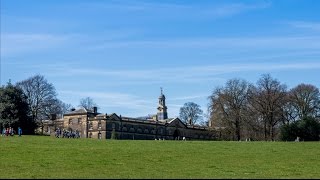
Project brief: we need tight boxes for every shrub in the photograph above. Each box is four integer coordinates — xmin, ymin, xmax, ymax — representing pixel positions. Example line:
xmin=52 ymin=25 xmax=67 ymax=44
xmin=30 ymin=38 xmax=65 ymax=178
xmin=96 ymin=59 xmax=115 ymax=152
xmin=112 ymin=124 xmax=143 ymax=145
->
xmin=281 ymin=117 xmax=320 ymax=141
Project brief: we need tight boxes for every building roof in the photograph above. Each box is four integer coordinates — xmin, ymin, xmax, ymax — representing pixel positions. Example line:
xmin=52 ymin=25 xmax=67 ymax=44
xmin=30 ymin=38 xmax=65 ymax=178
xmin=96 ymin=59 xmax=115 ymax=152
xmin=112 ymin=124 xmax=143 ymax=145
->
xmin=64 ymin=107 xmax=100 ymax=116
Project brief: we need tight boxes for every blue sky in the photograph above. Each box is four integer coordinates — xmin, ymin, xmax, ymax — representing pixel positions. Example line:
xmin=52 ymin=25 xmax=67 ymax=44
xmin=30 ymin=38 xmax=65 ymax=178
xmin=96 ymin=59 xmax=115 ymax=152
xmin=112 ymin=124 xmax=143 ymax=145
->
xmin=1 ymin=0 xmax=320 ymax=119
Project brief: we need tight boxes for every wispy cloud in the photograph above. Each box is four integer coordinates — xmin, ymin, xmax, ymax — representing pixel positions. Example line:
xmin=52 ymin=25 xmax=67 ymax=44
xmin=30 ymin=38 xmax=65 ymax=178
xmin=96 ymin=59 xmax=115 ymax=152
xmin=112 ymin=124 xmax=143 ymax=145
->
xmin=204 ymin=1 xmax=271 ymax=17
xmin=47 ymin=62 xmax=320 ymax=85
xmin=0 ymin=33 xmax=72 ymax=57
xmin=76 ymin=0 xmax=271 ymax=19
xmin=60 ymin=90 xmax=152 ymax=109
xmin=170 ymin=95 xmax=208 ymax=101
xmin=288 ymin=21 xmax=320 ymax=31
xmin=90 ymin=36 xmax=320 ymax=50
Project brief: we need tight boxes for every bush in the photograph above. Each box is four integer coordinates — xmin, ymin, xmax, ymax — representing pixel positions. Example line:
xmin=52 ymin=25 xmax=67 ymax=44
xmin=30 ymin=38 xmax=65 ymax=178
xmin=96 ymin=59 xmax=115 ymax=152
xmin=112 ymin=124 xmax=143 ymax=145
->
xmin=281 ymin=117 xmax=320 ymax=141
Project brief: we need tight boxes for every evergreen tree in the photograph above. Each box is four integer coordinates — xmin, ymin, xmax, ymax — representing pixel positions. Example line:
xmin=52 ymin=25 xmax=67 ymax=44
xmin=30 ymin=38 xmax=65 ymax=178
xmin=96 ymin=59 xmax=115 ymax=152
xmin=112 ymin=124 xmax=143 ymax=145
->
xmin=0 ymin=81 xmax=37 ymax=134
xmin=281 ymin=117 xmax=320 ymax=141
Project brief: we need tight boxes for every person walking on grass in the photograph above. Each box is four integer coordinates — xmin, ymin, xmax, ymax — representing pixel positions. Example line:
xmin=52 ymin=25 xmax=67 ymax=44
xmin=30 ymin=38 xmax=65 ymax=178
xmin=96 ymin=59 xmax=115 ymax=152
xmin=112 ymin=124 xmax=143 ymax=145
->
xmin=18 ymin=127 xmax=22 ymax=137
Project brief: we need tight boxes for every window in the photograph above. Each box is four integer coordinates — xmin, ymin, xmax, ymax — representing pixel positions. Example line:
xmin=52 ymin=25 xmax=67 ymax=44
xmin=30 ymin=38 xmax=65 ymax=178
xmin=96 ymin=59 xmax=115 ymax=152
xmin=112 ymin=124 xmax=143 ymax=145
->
xmin=89 ymin=122 xmax=93 ymax=129
xmin=89 ymin=132 xmax=92 ymax=138
xmin=98 ymin=121 xmax=102 ymax=129
xmin=98 ymin=132 xmax=102 ymax=139
xmin=78 ymin=118 xmax=81 ymax=124
xmin=69 ymin=119 xmax=72 ymax=125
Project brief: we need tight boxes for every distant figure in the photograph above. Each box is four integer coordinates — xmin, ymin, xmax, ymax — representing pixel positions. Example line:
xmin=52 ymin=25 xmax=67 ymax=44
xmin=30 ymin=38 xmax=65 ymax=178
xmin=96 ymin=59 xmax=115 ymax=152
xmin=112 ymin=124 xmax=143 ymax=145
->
xmin=9 ymin=127 xmax=14 ymax=136
xmin=5 ymin=128 xmax=9 ymax=136
xmin=18 ymin=127 xmax=22 ymax=137
xmin=182 ymin=137 xmax=186 ymax=141
xmin=55 ymin=128 xmax=60 ymax=138
xmin=2 ymin=128 xmax=5 ymax=136
xmin=295 ymin=137 xmax=300 ymax=142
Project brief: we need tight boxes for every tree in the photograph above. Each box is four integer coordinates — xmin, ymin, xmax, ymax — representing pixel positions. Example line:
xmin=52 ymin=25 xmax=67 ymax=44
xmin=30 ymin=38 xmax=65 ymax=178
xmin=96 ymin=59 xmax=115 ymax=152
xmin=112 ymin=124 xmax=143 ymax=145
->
xmin=208 ymin=79 xmax=249 ymax=141
xmin=79 ymin=97 xmax=98 ymax=111
xmin=0 ymin=81 xmax=37 ymax=134
xmin=289 ymin=84 xmax=320 ymax=119
xmin=281 ymin=116 xmax=320 ymax=141
xmin=61 ymin=102 xmax=73 ymax=115
xmin=16 ymin=75 xmax=64 ymax=133
xmin=179 ymin=102 xmax=203 ymax=125
xmin=248 ymin=74 xmax=287 ymax=141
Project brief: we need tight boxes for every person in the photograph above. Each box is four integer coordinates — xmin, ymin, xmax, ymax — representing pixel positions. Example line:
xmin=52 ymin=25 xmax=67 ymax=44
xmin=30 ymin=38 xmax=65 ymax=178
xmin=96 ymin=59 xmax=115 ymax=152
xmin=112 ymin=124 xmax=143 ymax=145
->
xmin=9 ymin=127 xmax=14 ymax=136
xmin=18 ymin=127 xmax=22 ymax=137
xmin=2 ymin=128 xmax=5 ymax=136
xmin=5 ymin=128 xmax=9 ymax=136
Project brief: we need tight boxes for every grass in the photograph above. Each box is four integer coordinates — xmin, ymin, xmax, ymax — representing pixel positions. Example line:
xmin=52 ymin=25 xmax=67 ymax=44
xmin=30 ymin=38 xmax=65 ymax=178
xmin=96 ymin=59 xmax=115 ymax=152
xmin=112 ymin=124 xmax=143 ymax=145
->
xmin=0 ymin=136 xmax=319 ymax=179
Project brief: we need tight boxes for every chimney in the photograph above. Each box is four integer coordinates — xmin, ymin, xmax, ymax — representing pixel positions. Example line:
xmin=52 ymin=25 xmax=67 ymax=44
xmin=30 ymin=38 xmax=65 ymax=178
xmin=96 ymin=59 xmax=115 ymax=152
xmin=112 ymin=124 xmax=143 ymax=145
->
xmin=93 ymin=107 xmax=97 ymax=114
xmin=50 ymin=114 xmax=57 ymax=120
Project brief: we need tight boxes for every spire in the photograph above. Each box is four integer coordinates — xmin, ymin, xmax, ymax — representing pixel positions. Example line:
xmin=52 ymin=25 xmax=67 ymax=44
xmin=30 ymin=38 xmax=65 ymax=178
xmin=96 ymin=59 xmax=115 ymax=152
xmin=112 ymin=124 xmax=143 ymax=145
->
xmin=157 ymin=87 xmax=168 ymax=120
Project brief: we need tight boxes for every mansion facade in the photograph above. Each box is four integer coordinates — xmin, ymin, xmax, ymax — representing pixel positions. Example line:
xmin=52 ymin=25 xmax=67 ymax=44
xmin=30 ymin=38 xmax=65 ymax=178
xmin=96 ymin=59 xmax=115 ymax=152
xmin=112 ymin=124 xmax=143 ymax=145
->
xmin=42 ymin=90 xmax=216 ymax=140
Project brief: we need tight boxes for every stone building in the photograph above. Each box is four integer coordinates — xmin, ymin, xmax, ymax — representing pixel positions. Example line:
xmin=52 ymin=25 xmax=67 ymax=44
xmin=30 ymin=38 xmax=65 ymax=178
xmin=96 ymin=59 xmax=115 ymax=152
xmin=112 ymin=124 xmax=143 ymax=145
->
xmin=43 ymin=90 xmax=216 ymax=140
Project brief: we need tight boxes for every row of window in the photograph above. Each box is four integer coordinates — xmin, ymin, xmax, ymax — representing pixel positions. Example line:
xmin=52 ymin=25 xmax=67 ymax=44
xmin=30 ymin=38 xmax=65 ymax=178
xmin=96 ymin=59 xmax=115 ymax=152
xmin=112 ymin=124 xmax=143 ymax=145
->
xmin=68 ymin=118 xmax=82 ymax=125
xmin=88 ymin=121 xmax=102 ymax=130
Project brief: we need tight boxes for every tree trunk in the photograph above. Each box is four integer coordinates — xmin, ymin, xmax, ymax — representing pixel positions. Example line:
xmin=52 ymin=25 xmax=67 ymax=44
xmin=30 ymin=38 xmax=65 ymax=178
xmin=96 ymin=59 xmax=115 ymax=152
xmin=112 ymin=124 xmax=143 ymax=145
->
xmin=235 ymin=119 xmax=241 ymax=141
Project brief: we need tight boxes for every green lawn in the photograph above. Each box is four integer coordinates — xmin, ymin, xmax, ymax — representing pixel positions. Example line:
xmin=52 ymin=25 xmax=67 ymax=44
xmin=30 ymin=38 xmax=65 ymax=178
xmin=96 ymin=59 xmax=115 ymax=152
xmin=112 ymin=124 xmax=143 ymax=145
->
xmin=0 ymin=136 xmax=319 ymax=179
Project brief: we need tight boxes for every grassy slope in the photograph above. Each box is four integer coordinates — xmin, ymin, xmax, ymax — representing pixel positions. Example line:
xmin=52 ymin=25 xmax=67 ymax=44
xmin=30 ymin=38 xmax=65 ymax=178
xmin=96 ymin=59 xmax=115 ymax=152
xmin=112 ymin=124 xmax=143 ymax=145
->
xmin=0 ymin=136 xmax=319 ymax=179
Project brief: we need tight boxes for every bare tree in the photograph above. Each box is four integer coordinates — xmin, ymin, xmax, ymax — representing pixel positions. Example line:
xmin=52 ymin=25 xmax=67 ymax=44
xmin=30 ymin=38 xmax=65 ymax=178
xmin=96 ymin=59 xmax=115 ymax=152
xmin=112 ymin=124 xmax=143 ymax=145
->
xmin=179 ymin=102 xmax=203 ymax=125
xmin=41 ymin=99 xmax=72 ymax=119
xmin=17 ymin=75 xmax=57 ymax=129
xmin=16 ymin=75 xmax=69 ymax=133
xmin=79 ymin=97 xmax=98 ymax=111
xmin=208 ymin=79 xmax=249 ymax=141
xmin=289 ymin=84 xmax=320 ymax=119
xmin=248 ymin=74 xmax=287 ymax=141
xmin=61 ymin=102 xmax=72 ymax=115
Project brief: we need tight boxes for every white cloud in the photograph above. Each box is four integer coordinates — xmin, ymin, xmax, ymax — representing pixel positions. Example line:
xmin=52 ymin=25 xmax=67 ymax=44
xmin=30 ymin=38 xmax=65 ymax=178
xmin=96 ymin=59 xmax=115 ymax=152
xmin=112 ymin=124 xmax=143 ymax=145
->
xmin=48 ymin=62 xmax=320 ymax=84
xmin=0 ymin=33 xmax=71 ymax=57
xmin=76 ymin=0 xmax=271 ymax=20
xmin=205 ymin=2 xmax=271 ymax=17
xmin=170 ymin=95 xmax=208 ymax=101
xmin=59 ymin=90 xmax=160 ymax=117
xmin=60 ymin=90 xmax=153 ymax=109
xmin=288 ymin=21 xmax=320 ymax=31
xmin=90 ymin=36 xmax=320 ymax=50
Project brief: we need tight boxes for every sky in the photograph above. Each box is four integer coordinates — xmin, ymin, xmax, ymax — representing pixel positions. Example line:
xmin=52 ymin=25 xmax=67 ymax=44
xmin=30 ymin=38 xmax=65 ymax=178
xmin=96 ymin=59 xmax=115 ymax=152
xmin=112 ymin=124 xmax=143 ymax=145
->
xmin=1 ymin=0 xmax=320 ymax=119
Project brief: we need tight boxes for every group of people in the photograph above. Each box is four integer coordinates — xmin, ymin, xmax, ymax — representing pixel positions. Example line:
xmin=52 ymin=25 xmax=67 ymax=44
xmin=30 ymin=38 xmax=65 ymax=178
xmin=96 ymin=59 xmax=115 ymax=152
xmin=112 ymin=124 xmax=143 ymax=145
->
xmin=55 ymin=128 xmax=80 ymax=138
xmin=1 ymin=127 xmax=22 ymax=137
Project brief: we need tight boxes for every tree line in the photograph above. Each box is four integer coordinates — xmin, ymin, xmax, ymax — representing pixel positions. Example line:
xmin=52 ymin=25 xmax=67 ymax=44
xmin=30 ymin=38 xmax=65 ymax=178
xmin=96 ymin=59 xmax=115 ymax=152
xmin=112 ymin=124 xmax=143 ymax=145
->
xmin=208 ymin=74 xmax=320 ymax=141
xmin=1 ymin=73 xmax=319 ymax=141
xmin=0 ymin=74 xmax=98 ymax=134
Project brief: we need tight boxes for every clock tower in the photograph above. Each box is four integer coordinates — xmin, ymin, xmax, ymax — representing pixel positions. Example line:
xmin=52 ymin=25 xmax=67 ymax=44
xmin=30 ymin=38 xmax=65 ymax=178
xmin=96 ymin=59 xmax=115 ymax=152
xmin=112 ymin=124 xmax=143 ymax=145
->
xmin=157 ymin=87 xmax=168 ymax=120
